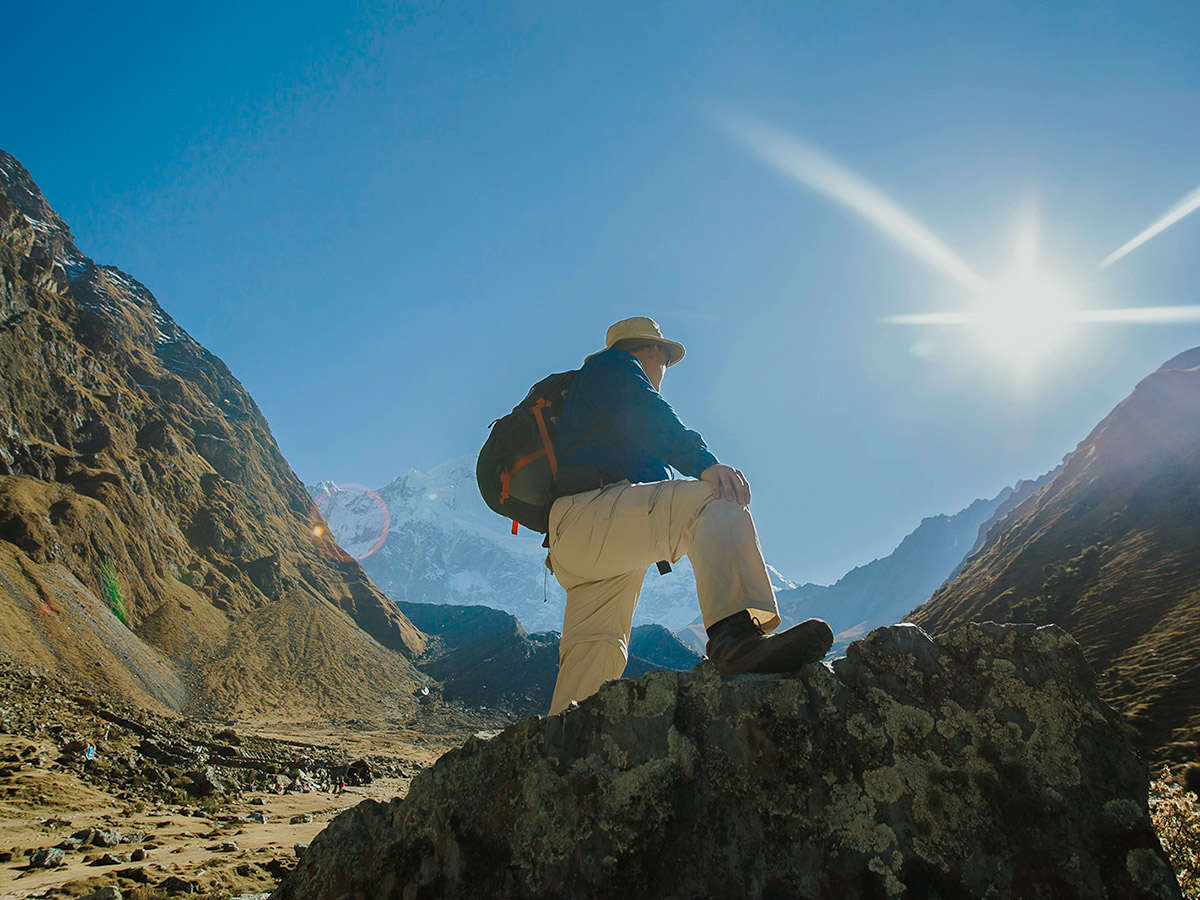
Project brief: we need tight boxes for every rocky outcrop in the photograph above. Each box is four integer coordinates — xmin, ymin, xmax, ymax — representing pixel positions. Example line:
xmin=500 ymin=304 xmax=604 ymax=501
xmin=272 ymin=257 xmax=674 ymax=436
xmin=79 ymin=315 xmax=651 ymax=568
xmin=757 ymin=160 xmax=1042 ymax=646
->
xmin=274 ymin=623 xmax=1180 ymax=900
xmin=908 ymin=349 xmax=1200 ymax=769
xmin=0 ymin=149 xmax=426 ymax=718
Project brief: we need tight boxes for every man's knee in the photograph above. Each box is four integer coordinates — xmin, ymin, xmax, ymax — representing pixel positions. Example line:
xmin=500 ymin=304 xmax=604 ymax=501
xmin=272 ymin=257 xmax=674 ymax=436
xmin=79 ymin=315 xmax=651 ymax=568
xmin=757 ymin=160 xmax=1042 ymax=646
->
xmin=694 ymin=488 xmax=756 ymax=531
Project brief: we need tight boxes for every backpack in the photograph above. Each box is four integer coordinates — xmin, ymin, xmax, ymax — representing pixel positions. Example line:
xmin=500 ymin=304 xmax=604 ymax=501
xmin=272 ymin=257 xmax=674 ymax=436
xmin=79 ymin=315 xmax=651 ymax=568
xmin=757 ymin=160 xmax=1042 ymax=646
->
xmin=476 ymin=370 xmax=578 ymax=534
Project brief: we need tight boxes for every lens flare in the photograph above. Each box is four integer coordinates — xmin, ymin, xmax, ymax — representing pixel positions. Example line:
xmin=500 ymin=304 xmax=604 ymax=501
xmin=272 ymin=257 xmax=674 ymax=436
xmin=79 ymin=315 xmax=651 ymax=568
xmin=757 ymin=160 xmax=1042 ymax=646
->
xmin=714 ymin=108 xmax=1200 ymax=372
xmin=308 ymin=483 xmax=390 ymax=561
xmin=1100 ymin=183 xmax=1200 ymax=268
xmin=884 ymin=270 xmax=1080 ymax=367
xmin=713 ymin=107 xmax=988 ymax=293
xmin=100 ymin=560 xmax=127 ymax=626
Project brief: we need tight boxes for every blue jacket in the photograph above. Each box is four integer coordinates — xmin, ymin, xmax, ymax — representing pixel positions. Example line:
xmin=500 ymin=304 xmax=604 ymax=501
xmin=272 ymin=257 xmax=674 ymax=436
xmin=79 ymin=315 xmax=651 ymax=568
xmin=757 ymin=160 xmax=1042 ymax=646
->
xmin=554 ymin=347 xmax=719 ymax=485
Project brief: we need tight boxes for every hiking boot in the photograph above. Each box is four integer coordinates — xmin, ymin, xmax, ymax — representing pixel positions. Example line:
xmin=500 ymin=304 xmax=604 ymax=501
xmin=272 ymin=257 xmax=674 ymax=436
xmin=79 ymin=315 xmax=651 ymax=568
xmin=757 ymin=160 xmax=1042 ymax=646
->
xmin=705 ymin=611 xmax=833 ymax=677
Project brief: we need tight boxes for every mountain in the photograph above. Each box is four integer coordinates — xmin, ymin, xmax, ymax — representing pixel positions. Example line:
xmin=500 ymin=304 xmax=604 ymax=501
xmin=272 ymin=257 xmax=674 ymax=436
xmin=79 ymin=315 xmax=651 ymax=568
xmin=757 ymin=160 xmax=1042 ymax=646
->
xmin=394 ymin=600 xmax=701 ymax=716
xmin=766 ymin=493 xmax=1008 ymax=655
xmin=312 ymin=457 xmax=796 ymax=634
xmin=0 ymin=150 xmax=427 ymax=720
xmin=908 ymin=348 xmax=1200 ymax=767
xmin=946 ymin=465 xmax=1063 ymax=583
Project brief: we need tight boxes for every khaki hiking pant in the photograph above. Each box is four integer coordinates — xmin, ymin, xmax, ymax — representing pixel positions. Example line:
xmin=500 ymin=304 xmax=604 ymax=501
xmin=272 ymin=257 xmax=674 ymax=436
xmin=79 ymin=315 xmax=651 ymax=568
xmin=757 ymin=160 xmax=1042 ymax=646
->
xmin=546 ymin=479 xmax=780 ymax=715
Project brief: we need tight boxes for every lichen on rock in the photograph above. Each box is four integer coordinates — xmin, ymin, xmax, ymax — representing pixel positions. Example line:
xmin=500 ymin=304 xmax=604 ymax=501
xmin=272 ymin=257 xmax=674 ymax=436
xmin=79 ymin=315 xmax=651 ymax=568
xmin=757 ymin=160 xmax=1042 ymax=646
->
xmin=275 ymin=623 xmax=1181 ymax=900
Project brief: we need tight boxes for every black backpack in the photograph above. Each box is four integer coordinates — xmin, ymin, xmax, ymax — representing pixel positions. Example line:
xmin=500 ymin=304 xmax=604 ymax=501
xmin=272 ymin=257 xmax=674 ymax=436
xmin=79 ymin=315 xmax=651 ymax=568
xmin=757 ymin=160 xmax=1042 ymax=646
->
xmin=476 ymin=370 xmax=578 ymax=534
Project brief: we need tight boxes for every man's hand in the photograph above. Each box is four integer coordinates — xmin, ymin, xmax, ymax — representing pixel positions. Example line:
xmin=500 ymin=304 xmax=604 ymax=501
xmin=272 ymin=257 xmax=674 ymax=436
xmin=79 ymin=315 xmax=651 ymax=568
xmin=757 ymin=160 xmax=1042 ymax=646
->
xmin=700 ymin=464 xmax=751 ymax=505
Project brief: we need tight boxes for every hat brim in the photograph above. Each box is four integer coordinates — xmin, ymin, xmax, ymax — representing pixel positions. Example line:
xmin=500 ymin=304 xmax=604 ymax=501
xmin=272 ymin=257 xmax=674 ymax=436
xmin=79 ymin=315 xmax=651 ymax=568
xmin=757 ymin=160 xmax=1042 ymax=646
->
xmin=596 ymin=338 xmax=686 ymax=367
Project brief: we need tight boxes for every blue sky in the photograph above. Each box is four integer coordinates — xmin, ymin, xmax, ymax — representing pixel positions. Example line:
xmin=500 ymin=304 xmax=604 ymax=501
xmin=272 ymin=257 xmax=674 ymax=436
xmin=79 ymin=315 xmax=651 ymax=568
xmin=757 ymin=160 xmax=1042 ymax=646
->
xmin=6 ymin=2 xmax=1200 ymax=584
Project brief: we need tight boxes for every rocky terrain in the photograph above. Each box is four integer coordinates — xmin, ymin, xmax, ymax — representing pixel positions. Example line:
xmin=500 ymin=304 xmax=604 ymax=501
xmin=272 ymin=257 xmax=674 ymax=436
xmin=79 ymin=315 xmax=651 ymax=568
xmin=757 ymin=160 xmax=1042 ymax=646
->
xmin=0 ymin=656 xmax=500 ymax=899
xmin=0 ymin=149 xmax=428 ymax=721
xmin=276 ymin=622 xmax=1181 ymax=900
xmin=909 ymin=348 xmax=1200 ymax=771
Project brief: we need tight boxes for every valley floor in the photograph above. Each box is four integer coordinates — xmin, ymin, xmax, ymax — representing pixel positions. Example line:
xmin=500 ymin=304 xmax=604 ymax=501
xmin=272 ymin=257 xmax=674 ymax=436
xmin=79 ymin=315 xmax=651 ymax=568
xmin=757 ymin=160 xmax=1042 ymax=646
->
xmin=0 ymin=660 xmax=509 ymax=900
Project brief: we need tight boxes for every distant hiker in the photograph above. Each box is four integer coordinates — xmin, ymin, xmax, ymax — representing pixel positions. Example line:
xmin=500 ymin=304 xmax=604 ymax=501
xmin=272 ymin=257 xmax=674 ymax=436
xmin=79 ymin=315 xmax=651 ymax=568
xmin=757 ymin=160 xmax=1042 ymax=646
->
xmin=546 ymin=316 xmax=833 ymax=713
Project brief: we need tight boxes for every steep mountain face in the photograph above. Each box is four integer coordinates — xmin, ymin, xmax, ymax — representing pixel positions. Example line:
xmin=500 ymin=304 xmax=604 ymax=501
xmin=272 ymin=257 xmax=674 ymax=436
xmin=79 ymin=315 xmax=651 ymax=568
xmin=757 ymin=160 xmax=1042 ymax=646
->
xmin=909 ymin=348 xmax=1200 ymax=767
xmin=946 ymin=465 xmax=1063 ymax=583
xmin=0 ymin=150 xmax=426 ymax=720
xmin=774 ymin=493 xmax=1007 ymax=654
xmin=314 ymin=457 xmax=796 ymax=634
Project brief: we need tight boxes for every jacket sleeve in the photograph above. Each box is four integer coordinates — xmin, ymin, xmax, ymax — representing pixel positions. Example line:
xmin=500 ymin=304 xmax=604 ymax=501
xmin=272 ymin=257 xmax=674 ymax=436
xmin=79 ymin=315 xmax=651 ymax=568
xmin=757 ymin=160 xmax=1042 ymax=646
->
xmin=598 ymin=353 xmax=720 ymax=478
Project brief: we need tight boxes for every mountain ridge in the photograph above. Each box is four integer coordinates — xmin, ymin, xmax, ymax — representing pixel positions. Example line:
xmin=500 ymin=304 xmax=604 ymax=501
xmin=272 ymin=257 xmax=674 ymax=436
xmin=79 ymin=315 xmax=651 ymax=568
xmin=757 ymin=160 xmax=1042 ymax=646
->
xmin=0 ymin=149 xmax=428 ymax=721
xmin=768 ymin=491 xmax=1007 ymax=654
xmin=908 ymin=348 xmax=1200 ymax=767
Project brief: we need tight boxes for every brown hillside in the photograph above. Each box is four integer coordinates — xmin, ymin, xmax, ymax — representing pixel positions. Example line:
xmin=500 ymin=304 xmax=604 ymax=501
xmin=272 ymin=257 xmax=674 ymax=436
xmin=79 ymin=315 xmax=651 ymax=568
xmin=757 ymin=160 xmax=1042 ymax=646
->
xmin=907 ymin=349 xmax=1200 ymax=767
xmin=0 ymin=150 xmax=427 ymax=720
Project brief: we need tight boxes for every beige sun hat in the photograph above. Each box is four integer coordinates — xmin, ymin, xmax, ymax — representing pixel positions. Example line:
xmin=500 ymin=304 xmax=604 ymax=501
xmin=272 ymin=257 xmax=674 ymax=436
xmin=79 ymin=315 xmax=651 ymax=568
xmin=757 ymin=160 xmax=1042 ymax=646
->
xmin=595 ymin=316 xmax=686 ymax=366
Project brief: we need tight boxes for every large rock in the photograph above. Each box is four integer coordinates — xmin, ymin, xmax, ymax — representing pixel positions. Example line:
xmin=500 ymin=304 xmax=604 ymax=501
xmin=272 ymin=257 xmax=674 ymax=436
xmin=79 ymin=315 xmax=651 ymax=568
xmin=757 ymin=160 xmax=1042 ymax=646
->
xmin=273 ymin=623 xmax=1180 ymax=900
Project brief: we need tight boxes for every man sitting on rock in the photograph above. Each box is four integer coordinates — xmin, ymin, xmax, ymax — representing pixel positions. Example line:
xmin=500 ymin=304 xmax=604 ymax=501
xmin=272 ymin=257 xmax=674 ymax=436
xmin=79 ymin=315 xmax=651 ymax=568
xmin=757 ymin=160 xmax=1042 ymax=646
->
xmin=547 ymin=316 xmax=833 ymax=714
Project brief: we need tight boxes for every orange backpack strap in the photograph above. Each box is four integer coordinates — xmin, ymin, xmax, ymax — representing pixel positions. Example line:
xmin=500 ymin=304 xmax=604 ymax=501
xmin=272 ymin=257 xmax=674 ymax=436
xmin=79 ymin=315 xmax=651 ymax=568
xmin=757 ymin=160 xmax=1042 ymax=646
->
xmin=530 ymin=398 xmax=559 ymax=477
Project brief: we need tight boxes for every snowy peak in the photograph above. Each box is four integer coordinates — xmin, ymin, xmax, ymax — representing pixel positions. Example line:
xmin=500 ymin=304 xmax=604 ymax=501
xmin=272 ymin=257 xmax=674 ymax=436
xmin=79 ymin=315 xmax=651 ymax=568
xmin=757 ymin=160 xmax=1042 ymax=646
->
xmin=311 ymin=457 xmax=802 ymax=634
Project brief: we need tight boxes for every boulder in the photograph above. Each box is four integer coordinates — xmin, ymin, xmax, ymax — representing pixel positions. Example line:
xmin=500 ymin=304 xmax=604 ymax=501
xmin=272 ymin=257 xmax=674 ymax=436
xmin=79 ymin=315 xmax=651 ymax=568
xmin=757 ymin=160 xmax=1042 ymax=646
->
xmin=118 ymin=864 xmax=151 ymax=881
xmin=274 ymin=623 xmax=1181 ymax=900
xmin=93 ymin=851 xmax=130 ymax=866
xmin=90 ymin=828 xmax=122 ymax=847
xmin=289 ymin=772 xmax=319 ymax=793
xmin=30 ymin=847 xmax=65 ymax=868
xmin=159 ymin=875 xmax=196 ymax=894
xmin=184 ymin=766 xmax=222 ymax=797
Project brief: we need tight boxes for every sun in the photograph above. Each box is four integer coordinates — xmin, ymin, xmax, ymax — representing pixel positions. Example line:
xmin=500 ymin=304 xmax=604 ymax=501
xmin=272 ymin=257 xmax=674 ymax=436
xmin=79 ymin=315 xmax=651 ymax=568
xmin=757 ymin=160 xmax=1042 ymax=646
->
xmin=883 ymin=209 xmax=1088 ymax=376
xmin=973 ymin=268 xmax=1079 ymax=367
xmin=716 ymin=111 xmax=1200 ymax=377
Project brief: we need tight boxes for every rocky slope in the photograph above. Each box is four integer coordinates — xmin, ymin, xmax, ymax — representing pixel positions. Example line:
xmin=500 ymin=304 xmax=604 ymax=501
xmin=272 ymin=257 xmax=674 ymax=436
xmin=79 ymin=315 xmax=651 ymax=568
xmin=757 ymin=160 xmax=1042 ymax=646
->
xmin=314 ymin=457 xmax=796 ymax=634
xmin=908 ymin=348 xmax=1200 ymax=770
xmin=275 ymin=622 xmax=1180 ymax=900
xmin=0 ymin=150 xmax=426 ymax=720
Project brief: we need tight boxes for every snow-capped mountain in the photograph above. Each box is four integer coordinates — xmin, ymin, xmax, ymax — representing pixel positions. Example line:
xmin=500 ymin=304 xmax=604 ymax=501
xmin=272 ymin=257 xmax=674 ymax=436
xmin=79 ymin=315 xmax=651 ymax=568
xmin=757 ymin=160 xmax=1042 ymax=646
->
xmin=309 ymin=456 xmax=796 ymax=633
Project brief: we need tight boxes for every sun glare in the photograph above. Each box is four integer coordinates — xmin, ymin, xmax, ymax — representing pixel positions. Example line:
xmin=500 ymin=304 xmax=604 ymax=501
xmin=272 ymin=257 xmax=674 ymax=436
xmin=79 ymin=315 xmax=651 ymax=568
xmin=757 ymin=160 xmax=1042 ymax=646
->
xmin=717 ymin=110 xmax=1200 ymax=380
xmin=975 ymin=270 xmax=1079 ymax=365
